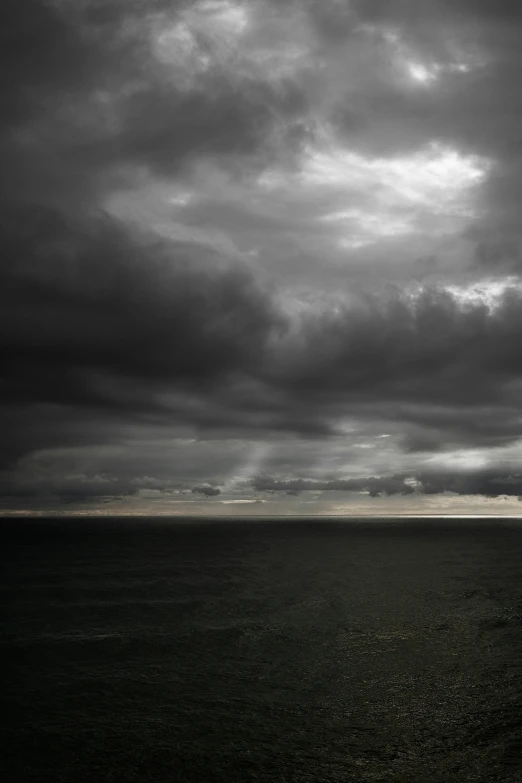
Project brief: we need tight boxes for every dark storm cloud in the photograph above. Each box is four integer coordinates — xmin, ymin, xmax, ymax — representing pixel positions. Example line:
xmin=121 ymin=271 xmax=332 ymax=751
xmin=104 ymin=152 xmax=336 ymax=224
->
xmin=0 ymin=201 xmax=284 ymax=472
xmin=445 ymin=0 xmax=522 ymax=20
xmin=1 ymin=205 xmax=276 ymax=387
xmin=0 ymin=0 xmax=301 ymax=478
xmin=0 ymin=0 xmax=312 ymax=487
xmin=0 ymin=0 xmax=307 ymax=215
xmin=271 ymin=286 xmax=522 ymax=406
xmin=351 ymin=0 xmax=522 ymax=27
xmin=0 ymin=0 xmax=142 ymax=204
xmin=253 ymin=471 xmax=522 ymax=502
xmin=0 ymin=0 xmax=103 ymax=127
xmin=3 ymin=0 xmax=522 ymax=510
xmin=192 ymin=485 xmax=221 ymax=497
xmin=4 ymin=192 xmax=522 ymax=495
xmin=4 ymin=215 xmax=522 ymax=482
xmin=4 ymin=225 xmax=521 ymax=415
xmin=418 ymin=471 xmax=522 ymax=497
xmin=0 ymin=469 xmax=170 ymax=507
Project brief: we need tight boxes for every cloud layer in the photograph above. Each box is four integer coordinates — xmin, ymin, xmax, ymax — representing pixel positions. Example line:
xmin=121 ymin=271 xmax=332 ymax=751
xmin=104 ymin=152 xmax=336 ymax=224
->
xmin=3 ymin=0 xmax=522 ymax=514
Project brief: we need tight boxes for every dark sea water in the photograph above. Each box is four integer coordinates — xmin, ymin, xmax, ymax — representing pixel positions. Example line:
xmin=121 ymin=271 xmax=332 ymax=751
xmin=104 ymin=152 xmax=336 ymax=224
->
xmin=2 ymin=517 xmax=522 ymax=782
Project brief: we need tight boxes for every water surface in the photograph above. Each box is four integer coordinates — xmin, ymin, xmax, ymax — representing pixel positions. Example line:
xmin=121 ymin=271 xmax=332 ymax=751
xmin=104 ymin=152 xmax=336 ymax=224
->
xmin=2 ymin=517 xmax=522 ymax=781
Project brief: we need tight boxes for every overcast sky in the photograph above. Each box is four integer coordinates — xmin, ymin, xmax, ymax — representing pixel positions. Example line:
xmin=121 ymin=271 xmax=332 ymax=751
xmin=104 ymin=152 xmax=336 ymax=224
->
xmin=4 ymin=0 xmax=522 ymax=516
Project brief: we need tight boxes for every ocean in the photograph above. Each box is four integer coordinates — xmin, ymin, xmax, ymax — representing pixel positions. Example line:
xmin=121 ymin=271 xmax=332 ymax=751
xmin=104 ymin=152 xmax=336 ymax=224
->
xmin=2 ymin=517 xmax=522 ymax=782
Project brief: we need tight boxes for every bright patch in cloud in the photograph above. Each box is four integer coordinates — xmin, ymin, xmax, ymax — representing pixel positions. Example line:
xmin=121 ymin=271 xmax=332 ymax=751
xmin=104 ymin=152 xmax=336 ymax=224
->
xmin=321 ymin=208 xmax=414 ymax=248
xmin=446 ymin=277 xmax=522 ymax=311
xmin=152 ymin=1 xmax=250 ymax=87
xmin=151 ymin=0 xmax=312 ymax=91
xmin=168 ymin=191 xmax=194 ymax=207
xmin=426 ymin=449 xmax=490 ymax=472
xmin=261 ymin=135 xmax=490 ymax=247
xmin=302 ymin=140 xmax=487 ymax=203
xmin=403 ymin=58 xmax=472 ymax=87
xmin=199 ymin=0 xmax=250 ymax=36
xmin=364 ymin=24 xmax=477 ymax=89
xmin=406 ymin=61 xmax=439 ymax=85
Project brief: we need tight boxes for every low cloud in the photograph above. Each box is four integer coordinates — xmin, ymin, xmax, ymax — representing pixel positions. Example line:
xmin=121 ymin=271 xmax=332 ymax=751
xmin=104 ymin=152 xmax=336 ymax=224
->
xmin=253 ymin=476 xmax=415 ymax=497
xmin=192 ymin=485 xmax=221 ymax=497
xmin=418 ymin=471 xmax=522 ymax=498
xmin=253 ymin=470 xmax=522 ymax=503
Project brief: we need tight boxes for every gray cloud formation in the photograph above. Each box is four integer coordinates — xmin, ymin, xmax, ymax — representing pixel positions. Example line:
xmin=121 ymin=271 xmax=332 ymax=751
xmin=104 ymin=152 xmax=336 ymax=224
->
xmin=2 ymin=0 xmax=522 ymax=511
xmin=254 ymin=471 xmax=522 ymax=501
xmin=253 ymin=476 xmax=415 ymax=497
xmin=192 ymin=485 xmax=221 ymax=497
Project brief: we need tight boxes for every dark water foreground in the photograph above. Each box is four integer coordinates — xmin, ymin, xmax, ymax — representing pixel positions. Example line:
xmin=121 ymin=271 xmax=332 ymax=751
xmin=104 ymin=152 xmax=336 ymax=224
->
xmin=2 ymin=517 xmax=522 ymax=782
